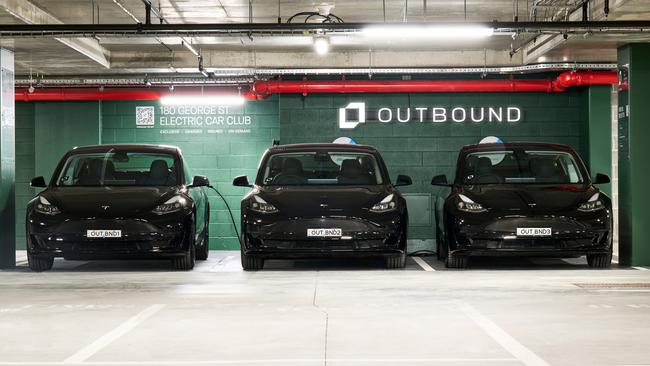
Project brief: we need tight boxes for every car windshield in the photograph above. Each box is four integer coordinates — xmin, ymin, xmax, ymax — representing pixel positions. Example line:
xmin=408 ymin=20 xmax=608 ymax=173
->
xmin=460 ymin=149 xmax=584 ymax=185
xmin=261 ymin=151 xmax=384 ymax=186
xmin=55 ymin=150 xmax=180 ymax=187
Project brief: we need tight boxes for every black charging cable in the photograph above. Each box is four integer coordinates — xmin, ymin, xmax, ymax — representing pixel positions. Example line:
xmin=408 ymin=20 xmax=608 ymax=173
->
xmin=207 ymin=185 xmax=242 ymax=246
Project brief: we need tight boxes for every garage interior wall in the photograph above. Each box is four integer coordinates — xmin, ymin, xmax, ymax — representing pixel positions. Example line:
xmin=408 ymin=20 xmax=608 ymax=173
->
xmin=13 ymin=85 xmax=611 ymax=251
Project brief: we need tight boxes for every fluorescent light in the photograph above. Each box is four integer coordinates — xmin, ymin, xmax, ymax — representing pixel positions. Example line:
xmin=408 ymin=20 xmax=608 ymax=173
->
xmin=160 ymin=95 xmax=245 ymax=106
xmin=182 ymin=39 xmax=200 ymax=57
xmin=362 ymin=25 xmax=494 ymax=39
xmin=313 ymin=37 xmax=330 ymax=55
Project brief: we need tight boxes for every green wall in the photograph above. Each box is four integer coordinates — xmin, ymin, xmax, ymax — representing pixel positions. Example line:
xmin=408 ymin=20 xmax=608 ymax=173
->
xmin=14 ymin=103 xmax=35 ymax=249
xmin=586 ymin=86 xmax=613 ymax=196
xmin=14 ymin=88 xmax=599 ymax=251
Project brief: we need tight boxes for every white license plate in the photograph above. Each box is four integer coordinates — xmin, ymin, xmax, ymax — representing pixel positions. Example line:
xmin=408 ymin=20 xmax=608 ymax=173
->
xmin=307 ymin=228 xmax=342 ymax=237
xmin=87 ymin=230 xmax=122 ymax=238
xmin=516 ymin=228 xmax=552 ymax=237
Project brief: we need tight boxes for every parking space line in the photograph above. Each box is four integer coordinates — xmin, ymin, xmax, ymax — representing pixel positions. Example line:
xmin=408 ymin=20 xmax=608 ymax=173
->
xmin=457 ymin=301 xmax=549 ymax=366
xmin=62 ymin=304 xmax=165 ymax=364
xmin=0 ymin=358 xmax=520 ymax=365
xmin=412 ymin=256 xmax=436 ymax=271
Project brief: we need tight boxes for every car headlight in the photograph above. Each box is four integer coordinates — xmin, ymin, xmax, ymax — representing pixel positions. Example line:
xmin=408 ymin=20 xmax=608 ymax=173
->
xmin=457 ymin=194 xmax=487 ymax=213
xmin=370 ymin=194 xmax=397 ymax=213
xmin=35 ymin=196 xmax=61 ymax=216
xmin=152 ymin=195 xmax=187 ymax=215
xmin=250 ymin=195 xmax=278 ymax=213
xmin=578 ymin=193 xmax=605 ymax=212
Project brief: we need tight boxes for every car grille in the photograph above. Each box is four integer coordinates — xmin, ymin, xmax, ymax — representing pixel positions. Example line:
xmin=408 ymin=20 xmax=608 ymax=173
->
xmin=468 ymin=232 xmax=608 ymax=249
xmin=255 ymin=239 xmax=393 ymax=251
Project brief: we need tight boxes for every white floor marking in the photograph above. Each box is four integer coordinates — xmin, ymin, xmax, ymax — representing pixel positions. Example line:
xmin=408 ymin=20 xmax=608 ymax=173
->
xmin=0 ymin=358 xmax=519 ymax=365
xmin=457 ymin=301 xmax=550 ymax=366
xmin=412 ymin=256 xmax=436 ymax=271
xmin=632 ymin=266 xmax=649 ymax=271
xmin=62 ymin=304 xmax=165 ymax=364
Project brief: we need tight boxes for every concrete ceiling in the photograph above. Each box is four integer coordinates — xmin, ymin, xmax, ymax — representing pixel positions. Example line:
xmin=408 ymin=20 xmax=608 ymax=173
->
xmin=0 ymin=0 xmax=649 ymax=78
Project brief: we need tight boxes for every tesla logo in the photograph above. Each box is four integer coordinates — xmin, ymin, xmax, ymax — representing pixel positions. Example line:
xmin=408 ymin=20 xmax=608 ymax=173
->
xmin=338 ymin=102 xmax=366 ymax=130
xmin=101 ymin=205 xmax=110 ymax=211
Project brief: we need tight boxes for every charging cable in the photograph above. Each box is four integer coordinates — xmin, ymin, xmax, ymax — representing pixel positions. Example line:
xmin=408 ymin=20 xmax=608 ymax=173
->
xmin=207 ymin=185 xmax=242 ymax=246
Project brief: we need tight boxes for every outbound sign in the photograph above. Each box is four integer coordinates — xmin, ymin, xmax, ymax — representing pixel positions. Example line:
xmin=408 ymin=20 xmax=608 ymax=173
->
xmin=339 ymin=102 xmax=523 ymax=130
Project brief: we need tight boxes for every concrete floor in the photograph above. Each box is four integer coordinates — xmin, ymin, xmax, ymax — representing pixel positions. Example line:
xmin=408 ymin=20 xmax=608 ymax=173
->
xmin=1 ymin=251 xmax=650 ymax=366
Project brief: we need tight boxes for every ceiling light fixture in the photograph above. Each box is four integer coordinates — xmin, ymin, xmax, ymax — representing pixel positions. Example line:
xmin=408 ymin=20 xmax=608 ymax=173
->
xmin=160 ymin=95 xmax=245 ymax=106
xmin=182 ymin=40 xmax=200 ymax=57
xmin=313 ymin=36 xmax=330 ymax=55
xmin=361 ymin=25 xmax=494 ymax=39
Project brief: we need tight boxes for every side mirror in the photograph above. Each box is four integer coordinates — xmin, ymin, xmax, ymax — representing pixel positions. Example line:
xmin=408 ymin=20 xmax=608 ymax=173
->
xmin=431 ymin=174 xmax=451 ymax=187
xmin=594 ymin=173 xmax=611 ymax=185
xmin=30 ymin=176 xmax=47 ymax=188
xmin=190 ymin=175 xmax=210 ymax=188
xmin=395 ymin=175 xmax=412 ymax=187
xmin=233 ymin=175 xmax=252 ymax=187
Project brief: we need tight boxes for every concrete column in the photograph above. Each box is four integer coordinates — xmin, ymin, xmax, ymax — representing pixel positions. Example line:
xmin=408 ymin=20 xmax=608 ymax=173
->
xmin=0 ymin=48 xmax=15 ymax=269
xmin=617 ymin=44 xmax=650 ymax=266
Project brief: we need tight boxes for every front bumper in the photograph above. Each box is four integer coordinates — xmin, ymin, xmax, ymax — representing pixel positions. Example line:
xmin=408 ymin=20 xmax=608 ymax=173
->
xmin=449 ymin=212 xmax=612 ymax=257
xmin=243 ymin=213 xmax=406 ymax=258
xmin=27 ymin=211 xmax=192 ymax=259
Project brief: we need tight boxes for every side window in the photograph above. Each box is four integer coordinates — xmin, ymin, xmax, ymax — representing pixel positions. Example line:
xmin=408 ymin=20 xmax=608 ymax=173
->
xmin=58 ymin=158 xmax=79 ymax=186
xmin=183 ymin=159 xmax=193 ymax=185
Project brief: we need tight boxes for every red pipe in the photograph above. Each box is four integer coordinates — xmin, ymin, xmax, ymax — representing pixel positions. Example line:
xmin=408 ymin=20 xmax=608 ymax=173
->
xmin=15 ymin=88 xmax=163 ymax=102
xmin=14 ymin=88 xmax=262 ymax=102
xmin=252 ymin=71 xmax=618 ymax=96
xmin=15 ymin=71 xmax=618 ymax=102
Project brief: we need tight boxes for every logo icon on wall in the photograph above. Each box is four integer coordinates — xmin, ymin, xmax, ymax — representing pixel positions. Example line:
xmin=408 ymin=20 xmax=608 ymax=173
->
xmin=333 ymin=137 xmax=357 ymax=144
xmin=135 ymin=106 xmax=155 ymax=128
xmin=338 ymin=102 xmax=366 ymax=130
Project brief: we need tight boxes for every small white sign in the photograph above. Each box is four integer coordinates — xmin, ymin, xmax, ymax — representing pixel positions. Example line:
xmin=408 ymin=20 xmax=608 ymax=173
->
xmin=516 ymin=228 xmax=552 ymax=237
xmin=135 ymin=106 xmax=155 ymax=128
xmin=87 ymin=230 xmax=122 ymax=238
xmin=307 ymin=228 xmax=342 ymax=237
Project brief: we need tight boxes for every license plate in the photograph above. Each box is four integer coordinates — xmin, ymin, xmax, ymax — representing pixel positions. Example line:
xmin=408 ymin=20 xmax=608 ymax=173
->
xmin=516 ymin=228 xmax=552 ymax=237
xmin=307 ymin=228 xmax=342 ymax=237
xmin=87 ymin=230 xmax=122 ymax=238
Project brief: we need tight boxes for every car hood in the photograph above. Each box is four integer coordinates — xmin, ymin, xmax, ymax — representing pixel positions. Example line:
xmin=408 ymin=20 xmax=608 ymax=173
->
xmin=459 ymin=184 xmax=598 ymax=213
xmin=43 ymin=186 xmax=179 ymax=217
xmin=256 ymin=185 xmax=391 ymax=217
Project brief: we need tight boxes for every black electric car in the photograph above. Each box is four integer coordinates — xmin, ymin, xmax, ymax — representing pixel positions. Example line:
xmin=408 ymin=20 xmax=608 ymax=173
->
xmin=26 ymin=144 xmax=211 ymax=271
xmin=233 ymin=143 xmax=411 ymax=270
xmin=432 ymin=142 xmax=612 ymax=269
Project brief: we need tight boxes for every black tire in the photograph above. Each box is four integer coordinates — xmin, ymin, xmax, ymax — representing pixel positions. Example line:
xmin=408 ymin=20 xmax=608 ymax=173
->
xmin=173 ymin=243 xmax=195 ymax=270
xmin=385 ymin=253 xmax=406 ymax=269
xmin=587 ymin=252 xmax=612 ymax=268
xmin=27 ymin=254 xmax=54 ymax=272
xmin=173 ymin=220 xmax=196 ymax=270
xmin=240 ymin=245 xmax=264 ymax=271
xmin=445 ymin=252 xmax=468 ymax=269
xmin=196 ymin=212 xmax=210 ymax=261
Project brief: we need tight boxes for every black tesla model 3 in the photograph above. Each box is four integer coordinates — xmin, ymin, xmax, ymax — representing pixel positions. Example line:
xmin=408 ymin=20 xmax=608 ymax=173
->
xmin=26 ymin=144 xmax=211 ymax=271
xmin=432 ymin=142 xmax=612 ymax=269
xmin=233 ymin=143 xmax=412 ymax=270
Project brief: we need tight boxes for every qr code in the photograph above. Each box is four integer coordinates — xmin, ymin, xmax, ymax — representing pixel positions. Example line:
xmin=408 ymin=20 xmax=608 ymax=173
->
xmin=135 ymin=106 xmax=155 ymax=127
